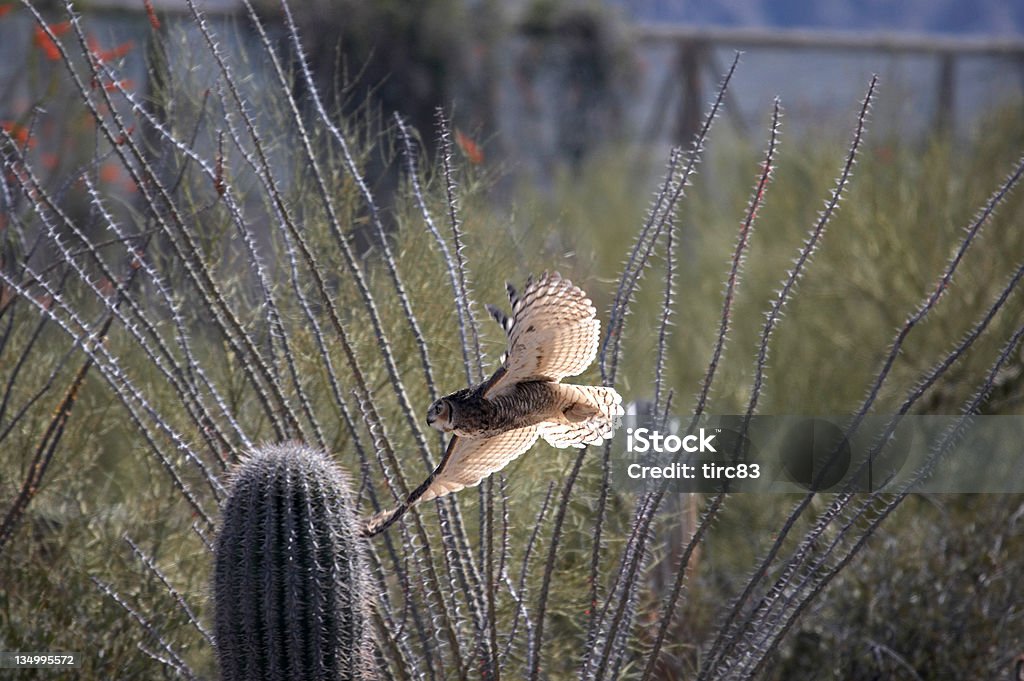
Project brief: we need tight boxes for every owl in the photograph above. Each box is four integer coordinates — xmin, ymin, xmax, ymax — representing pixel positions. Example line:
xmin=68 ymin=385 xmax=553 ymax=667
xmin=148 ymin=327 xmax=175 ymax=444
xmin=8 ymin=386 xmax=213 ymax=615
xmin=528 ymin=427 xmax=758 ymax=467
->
xmin=363 ymin=271 xmax=622 ymax=537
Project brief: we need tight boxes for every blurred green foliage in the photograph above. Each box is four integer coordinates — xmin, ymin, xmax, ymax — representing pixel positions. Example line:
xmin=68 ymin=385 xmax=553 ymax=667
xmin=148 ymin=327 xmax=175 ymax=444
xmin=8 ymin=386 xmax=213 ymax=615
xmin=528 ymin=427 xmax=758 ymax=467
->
xmin=1 ymin=5 xmax=1022 ymax=677
xmin=520 ymin=103 xmax=1024 ymax=417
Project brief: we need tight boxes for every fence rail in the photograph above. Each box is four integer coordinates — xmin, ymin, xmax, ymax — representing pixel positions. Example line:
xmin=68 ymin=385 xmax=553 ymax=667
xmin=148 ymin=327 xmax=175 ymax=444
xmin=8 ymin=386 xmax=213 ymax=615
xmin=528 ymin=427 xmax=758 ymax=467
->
xmin=634 ymin=23 xmax=1024 ymax=56
xmin=634 ymin=23 xmax=1024 ymax=144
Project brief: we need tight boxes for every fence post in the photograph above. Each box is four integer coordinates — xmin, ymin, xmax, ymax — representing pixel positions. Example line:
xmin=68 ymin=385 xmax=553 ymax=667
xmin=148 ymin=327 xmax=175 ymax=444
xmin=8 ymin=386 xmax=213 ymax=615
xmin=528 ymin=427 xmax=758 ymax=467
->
xmin=935 ymin=52 xmax=955 ymax=135
xmin=676 ymin=39 xmax=706 ymax=146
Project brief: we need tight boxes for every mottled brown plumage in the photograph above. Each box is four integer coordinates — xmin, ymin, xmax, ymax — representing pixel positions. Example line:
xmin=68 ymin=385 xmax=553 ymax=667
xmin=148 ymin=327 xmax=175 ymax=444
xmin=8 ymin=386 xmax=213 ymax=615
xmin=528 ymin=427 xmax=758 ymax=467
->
xmin=363 ymin=272 xmax=622 ymax=537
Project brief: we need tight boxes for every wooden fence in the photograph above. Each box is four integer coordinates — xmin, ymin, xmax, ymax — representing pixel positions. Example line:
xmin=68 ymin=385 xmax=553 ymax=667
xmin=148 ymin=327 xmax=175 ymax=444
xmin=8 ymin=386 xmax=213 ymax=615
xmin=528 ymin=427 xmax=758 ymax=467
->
xmin=635 ymin=23 xmax=1024 ymax=144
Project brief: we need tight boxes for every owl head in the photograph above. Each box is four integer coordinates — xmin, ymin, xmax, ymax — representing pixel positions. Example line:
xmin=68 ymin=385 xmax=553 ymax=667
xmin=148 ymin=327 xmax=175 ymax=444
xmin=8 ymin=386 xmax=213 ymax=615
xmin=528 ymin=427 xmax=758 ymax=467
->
xmin=426 ymin=398 xmax=454 ymax=432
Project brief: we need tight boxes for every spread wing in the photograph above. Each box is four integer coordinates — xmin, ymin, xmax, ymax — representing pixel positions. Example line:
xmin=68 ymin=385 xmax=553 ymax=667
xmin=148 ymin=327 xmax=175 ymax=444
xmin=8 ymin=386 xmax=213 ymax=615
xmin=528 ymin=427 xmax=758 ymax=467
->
xmin=418 ymin=426 xmax=539 ymax=503
xmin=484 ymin=271 xmax=599 ymax=396
xmin=362 ymin=272 xmax=604 ymax=537
xmin=362 ymin=426 xmax=539 ymax=537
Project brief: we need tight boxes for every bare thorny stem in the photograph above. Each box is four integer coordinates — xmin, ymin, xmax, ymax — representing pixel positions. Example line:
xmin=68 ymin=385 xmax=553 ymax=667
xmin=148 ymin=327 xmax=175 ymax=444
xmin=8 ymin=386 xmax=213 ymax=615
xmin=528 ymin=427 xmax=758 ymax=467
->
xmin=615 ymin=95 xmax=783 ymax=681
xmin=707 ymin=152 xmax=1024 ymax=677
xmin=5 ymin=4 xmax=1023 ymax=679
xmin=697 ymin=75 xmax=877 ymax=679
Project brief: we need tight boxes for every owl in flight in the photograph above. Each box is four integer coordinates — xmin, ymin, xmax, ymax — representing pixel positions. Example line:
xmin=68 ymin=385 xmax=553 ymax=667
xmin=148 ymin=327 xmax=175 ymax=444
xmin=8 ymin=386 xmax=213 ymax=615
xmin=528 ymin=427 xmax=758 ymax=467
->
xmin=363 ymin=272 xmax=623 ymax=537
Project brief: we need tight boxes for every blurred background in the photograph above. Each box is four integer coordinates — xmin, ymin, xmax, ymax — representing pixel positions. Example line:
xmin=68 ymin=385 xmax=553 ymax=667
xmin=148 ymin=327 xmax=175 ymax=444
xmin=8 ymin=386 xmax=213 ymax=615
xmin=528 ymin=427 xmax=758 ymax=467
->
xmin=2 ymin=1 xmax=1023 ymax=679
xmin=4 ymin=0 xmax=1023 ymax=188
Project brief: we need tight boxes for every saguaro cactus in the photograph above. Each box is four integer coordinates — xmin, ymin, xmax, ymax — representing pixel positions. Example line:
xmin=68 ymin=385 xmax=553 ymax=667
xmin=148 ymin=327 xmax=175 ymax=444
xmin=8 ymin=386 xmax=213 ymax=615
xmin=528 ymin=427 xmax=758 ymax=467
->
xmin=214 ymin=442 xmax=373 ymax=681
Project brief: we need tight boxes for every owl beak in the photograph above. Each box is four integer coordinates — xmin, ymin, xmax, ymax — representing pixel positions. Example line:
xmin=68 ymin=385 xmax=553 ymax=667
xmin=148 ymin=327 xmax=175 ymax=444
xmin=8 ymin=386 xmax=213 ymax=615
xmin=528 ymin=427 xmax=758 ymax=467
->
xmin=426 ymin=413 xmax=435 ymax=427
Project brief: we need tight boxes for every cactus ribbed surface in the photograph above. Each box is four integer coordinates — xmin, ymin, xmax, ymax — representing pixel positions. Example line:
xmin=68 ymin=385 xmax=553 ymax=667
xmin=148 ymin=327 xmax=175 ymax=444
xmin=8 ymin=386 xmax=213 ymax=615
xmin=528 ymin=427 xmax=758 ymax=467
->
xmin=214 ymin=442 xmax=373 ymax=681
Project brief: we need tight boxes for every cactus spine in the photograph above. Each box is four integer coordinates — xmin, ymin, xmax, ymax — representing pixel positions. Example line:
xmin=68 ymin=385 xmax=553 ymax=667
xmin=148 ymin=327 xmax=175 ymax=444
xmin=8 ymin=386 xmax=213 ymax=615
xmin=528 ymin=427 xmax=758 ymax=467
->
xmin=214 ymin=442 xmax=373 ymax=680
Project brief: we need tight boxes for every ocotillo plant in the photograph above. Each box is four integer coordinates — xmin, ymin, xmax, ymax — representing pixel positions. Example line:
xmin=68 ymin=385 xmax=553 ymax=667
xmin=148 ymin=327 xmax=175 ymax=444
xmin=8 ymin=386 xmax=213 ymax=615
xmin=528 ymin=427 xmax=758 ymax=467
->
xmin=1 ymin=0 xmax=1023 ymax=678
xmin=214 ymin=442 xmax=373 ymax=681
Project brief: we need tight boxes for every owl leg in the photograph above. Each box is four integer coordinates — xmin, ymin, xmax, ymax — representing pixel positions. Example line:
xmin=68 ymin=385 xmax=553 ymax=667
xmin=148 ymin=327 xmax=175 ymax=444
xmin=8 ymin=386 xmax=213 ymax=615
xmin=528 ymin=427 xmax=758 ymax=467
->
xmin=537 ymin=384 xmax=624 ymax=448
xmin=555 ymin=384 xmax=624 ymax=422
xmin=562 ymin=401 xmax=601 ymax=423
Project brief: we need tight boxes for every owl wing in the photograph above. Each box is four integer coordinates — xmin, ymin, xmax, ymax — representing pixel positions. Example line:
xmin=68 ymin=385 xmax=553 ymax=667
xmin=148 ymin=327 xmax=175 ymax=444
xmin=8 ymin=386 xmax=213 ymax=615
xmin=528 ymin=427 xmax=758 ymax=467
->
xmin=484 ymin=271 xmax=600 ymax=397
xmin=419 ymin=426 xmax=539 ymax=502
xmin=362 ymin=426 xmax=539 ymax=537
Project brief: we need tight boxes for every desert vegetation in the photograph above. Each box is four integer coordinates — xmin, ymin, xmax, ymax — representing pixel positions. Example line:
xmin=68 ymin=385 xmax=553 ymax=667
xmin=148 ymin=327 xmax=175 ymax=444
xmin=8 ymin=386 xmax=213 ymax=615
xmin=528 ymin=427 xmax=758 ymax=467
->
xmin=1 ymin=1 xmax=1022 ymax=679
